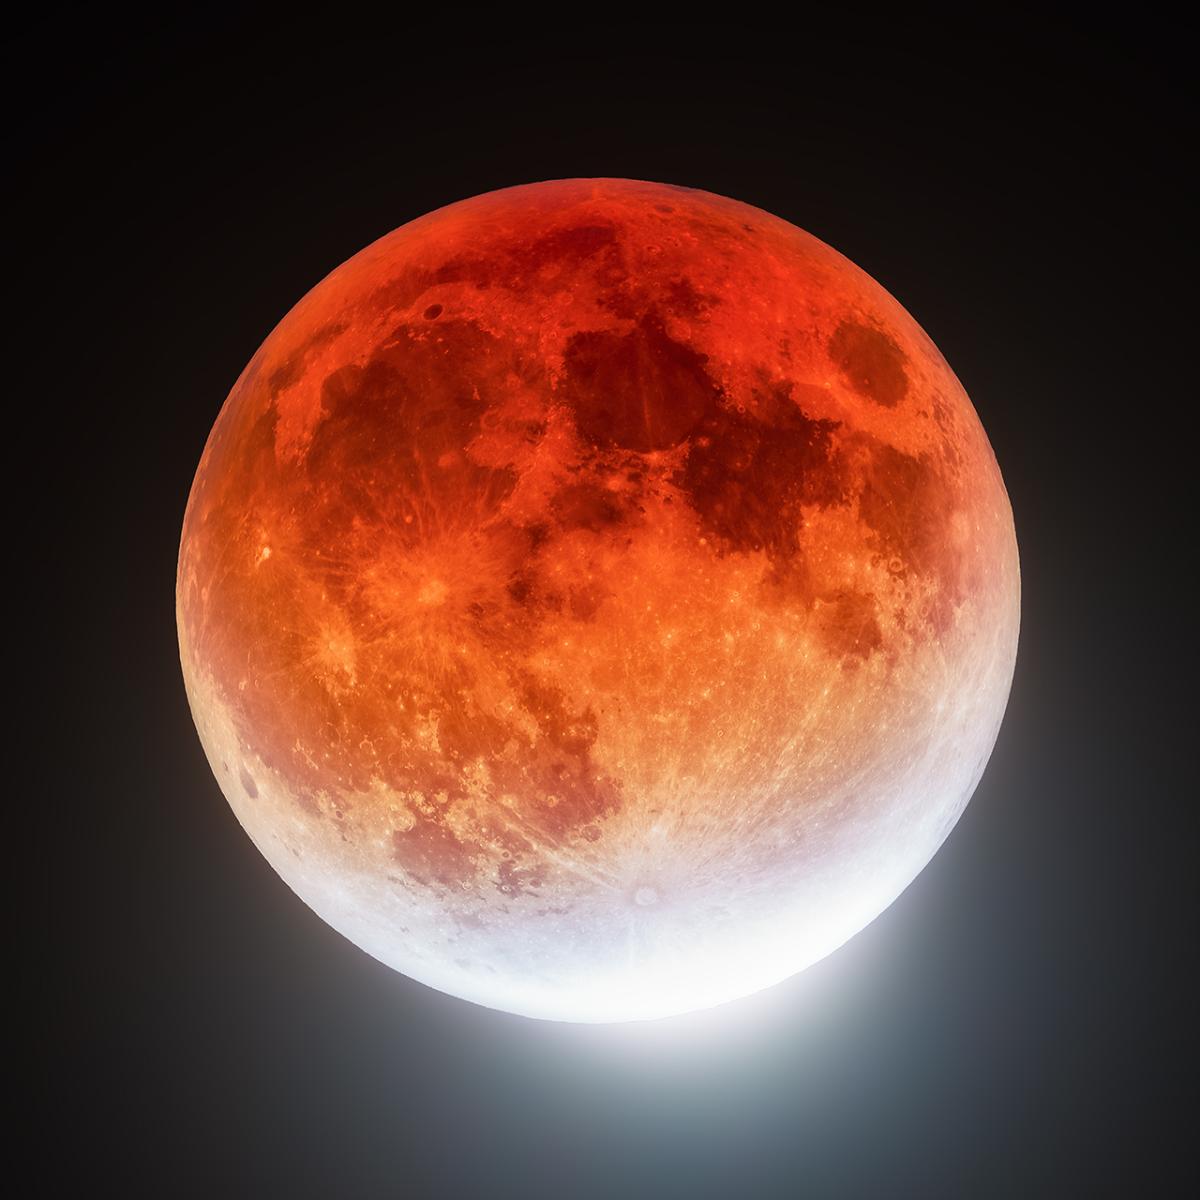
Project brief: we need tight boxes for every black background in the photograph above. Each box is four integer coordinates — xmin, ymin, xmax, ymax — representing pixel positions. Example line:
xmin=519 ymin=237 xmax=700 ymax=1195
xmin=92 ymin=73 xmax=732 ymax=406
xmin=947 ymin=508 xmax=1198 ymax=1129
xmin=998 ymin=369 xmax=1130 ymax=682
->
xmin=22 ymin=12 xmax=1193 ymax=1198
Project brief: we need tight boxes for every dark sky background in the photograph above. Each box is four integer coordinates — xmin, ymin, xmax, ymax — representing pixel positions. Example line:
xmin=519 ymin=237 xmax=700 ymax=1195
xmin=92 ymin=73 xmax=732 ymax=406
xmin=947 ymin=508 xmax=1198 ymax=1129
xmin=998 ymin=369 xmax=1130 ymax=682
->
xmin=22 ymin=13 xmax=1193 ymax=1197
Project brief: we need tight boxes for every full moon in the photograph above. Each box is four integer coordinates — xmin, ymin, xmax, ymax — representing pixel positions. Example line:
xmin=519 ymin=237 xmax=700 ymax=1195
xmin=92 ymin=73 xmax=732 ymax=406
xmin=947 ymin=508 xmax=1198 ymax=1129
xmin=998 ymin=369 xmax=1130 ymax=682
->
xmin=177 ymin=179 xmax=1019 ymax=1023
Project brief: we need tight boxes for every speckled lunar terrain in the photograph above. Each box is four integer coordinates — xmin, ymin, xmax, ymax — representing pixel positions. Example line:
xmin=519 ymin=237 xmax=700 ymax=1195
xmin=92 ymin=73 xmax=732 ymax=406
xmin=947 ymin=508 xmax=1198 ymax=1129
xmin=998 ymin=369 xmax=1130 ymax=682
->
xmin=177 ymin=179 xmax=1019 ymax=1021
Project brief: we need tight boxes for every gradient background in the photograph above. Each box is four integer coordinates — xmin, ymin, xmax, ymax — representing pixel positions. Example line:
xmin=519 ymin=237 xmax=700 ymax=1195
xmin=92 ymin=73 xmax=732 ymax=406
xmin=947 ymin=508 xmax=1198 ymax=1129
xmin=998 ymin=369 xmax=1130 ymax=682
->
xmin=22 ymin=13 xmax=1192 ymax=1197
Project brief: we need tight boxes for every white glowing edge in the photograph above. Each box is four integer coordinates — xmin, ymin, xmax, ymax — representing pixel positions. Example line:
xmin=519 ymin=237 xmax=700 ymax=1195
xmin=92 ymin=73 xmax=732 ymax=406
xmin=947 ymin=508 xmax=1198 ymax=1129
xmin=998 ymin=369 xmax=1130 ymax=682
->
xmin=182 ymin=610 xmax=1016 ymax=1026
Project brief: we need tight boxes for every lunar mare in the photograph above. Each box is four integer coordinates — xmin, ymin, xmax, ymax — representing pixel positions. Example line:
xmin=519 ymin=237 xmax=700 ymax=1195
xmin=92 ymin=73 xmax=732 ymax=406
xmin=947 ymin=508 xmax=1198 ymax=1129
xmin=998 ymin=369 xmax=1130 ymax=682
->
xmin=177 ymin=179 xmax=1019 ymax=1022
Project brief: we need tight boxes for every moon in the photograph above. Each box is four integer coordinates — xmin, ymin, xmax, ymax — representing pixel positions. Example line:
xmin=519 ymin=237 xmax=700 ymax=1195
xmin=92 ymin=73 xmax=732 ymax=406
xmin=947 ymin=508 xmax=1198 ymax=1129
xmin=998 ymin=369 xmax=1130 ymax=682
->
xmin=177 ymin=179 xmax=1019 ymax=1022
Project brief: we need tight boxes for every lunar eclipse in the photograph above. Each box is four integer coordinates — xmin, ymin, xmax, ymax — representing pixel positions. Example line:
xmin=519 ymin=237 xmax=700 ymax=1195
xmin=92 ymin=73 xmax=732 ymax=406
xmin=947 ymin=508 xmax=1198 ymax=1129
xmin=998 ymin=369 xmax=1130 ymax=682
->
xmin=177 ymin=178 xmax=1019 ymax=1022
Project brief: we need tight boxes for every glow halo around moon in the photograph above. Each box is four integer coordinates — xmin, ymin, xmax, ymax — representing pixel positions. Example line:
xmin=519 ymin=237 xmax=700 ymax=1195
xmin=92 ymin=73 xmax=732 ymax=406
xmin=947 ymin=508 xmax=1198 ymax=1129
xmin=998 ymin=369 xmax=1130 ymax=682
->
xmin=177 ymin=179 xmax=1019 ymax=1022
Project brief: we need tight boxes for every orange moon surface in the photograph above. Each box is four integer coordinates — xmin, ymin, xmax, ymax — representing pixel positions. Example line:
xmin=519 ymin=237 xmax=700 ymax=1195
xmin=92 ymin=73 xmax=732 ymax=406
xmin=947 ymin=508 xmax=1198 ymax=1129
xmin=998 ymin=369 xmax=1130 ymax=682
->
xmin=178 ymin=179 xmax=1019 ymax=1022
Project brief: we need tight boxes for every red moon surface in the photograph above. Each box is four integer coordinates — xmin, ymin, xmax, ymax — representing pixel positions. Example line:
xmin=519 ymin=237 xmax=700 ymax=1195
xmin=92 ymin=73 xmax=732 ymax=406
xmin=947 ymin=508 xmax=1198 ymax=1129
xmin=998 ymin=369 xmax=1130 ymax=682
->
xmin=178 ymin=179 xmax=1019 ymax=1022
